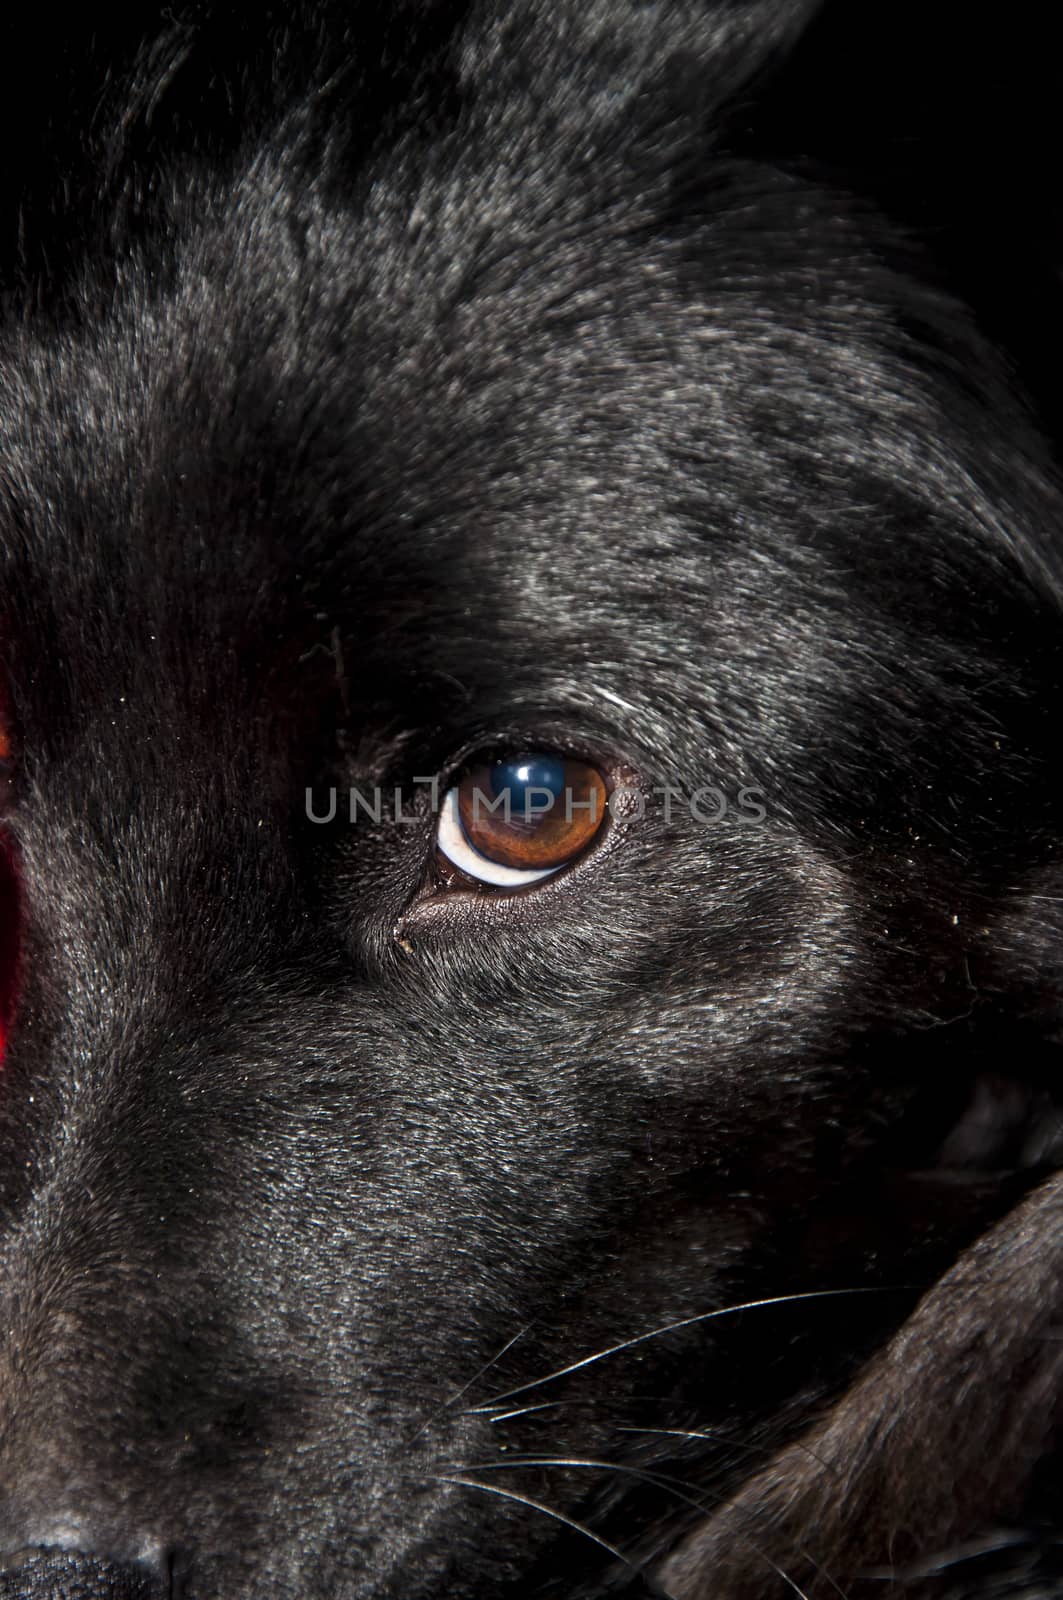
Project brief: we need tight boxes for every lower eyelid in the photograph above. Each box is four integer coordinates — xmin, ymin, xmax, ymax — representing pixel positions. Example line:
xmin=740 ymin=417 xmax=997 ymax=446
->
xmin=436 ymin=789 xmax=560 ymax=888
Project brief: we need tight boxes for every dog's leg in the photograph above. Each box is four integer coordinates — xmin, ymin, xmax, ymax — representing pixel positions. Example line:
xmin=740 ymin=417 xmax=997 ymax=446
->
xmin=654 ymin=1173 xmax=1063 ymax=1599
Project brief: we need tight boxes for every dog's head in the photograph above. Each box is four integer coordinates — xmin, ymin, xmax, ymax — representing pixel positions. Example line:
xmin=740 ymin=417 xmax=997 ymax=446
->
xmin=1 ymin=4 xmax=1062 ymax=1597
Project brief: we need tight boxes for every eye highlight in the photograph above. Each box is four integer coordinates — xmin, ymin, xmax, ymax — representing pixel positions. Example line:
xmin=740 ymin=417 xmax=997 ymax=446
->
xmin=435 ymin=752 xmax=608 ymax=889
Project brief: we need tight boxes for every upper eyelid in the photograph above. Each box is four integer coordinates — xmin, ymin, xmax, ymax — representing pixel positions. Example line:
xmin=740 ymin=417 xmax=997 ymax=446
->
xmin=436 ymin=728 xmax=620 ymax=784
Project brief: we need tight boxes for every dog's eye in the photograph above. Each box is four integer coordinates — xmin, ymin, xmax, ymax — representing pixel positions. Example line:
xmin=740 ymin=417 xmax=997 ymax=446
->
xmin=435 ymin=752 xmax=608 ymax=889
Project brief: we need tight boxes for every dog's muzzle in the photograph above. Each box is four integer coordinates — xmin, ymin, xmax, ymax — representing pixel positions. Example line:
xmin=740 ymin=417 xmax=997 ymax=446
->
xmin=0 ymin=1550 xmax=169 ymax=1598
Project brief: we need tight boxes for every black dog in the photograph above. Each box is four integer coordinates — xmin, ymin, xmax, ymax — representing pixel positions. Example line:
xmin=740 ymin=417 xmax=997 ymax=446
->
xmin=0 ymin=4 xmax=1061 ymax=1597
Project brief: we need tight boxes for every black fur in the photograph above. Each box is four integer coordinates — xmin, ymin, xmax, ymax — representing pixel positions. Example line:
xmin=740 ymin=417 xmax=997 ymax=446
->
xmin=0 ymin=4 xmax=1061 ymax=1597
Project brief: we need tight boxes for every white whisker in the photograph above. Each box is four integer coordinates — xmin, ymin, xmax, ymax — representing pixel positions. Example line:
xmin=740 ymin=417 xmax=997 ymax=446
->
xmin=486 ymin=1401 xmax=563 ymax=1423
xmin=433 ymin=1474 xmax=660 ymax=1588
xmin=455 ymin=1457 xmax=816 ymax=1600
xmin=470 ymin=1287 xmax=894 ymax=1413
xmin=616 ymin=1425 xmax=841 ymax=1480
xmin=409 ymin=1322 xmax=535 ymax=1444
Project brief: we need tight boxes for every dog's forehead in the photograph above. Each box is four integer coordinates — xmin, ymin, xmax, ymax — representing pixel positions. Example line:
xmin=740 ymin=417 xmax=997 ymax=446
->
xmin=0 ymin=143 xmax=1050 ymax=813
xmin=0 ymin=159 xmax=754 ymax=757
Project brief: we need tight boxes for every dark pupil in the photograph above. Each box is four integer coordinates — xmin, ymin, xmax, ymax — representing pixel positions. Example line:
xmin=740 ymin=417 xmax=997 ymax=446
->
xmin=490 ymin=754 xmax=566 ymax=816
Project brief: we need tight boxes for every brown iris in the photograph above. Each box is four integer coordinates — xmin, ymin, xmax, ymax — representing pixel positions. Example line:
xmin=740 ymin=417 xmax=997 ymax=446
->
xmin=456 ymin=754 xmax=608 ymax=870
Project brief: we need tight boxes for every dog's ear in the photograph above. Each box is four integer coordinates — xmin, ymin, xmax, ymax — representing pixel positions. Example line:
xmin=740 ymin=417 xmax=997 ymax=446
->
xmin=456 ymin=0 xmax=827 ymax=155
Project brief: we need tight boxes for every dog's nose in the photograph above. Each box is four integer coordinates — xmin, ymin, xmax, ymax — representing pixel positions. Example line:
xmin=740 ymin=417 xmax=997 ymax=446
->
xmin=0 ymin=1549 xmax=169 ymax=1598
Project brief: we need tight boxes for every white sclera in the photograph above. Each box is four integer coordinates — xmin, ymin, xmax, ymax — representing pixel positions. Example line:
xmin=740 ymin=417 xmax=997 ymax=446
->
xmin=435 ymin=787 xmax=560 ymax=888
